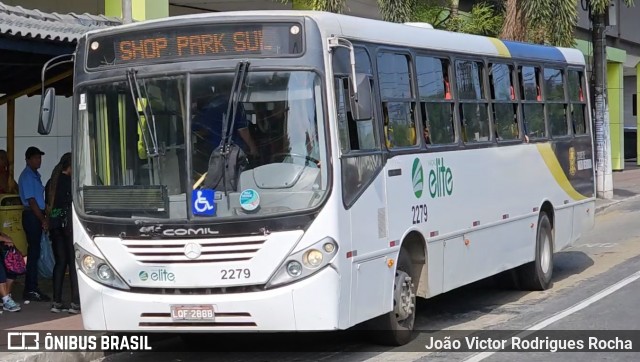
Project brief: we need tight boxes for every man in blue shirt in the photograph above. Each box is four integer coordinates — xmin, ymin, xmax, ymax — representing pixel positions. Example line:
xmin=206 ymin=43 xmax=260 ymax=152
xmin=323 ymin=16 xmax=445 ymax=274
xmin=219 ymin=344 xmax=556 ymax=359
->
xmin=18 ymin=146 xmax=50 ymax=302
xmin=192 ymin=96 xmax=257 ymax=152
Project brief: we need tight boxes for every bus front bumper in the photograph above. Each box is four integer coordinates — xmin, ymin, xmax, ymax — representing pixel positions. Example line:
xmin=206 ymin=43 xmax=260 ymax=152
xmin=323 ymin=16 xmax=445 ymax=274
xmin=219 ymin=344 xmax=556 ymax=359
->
xmin=77 ymin=266 xmax=341 ymax=331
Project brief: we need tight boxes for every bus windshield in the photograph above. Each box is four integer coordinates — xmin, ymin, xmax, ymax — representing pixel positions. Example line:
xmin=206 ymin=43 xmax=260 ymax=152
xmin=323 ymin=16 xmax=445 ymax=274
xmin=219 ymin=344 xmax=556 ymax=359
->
xmin=75 ymin=70 xmax=328 ymax=220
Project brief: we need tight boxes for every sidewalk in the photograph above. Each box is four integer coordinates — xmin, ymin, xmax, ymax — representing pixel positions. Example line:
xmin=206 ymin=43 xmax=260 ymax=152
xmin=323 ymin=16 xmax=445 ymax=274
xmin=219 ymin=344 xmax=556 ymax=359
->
xmin=594 ymin=160 xmax=640 ymax=213
xmin=0 ymin=276 xmax=104 ymax=362
xmin=2 ymin=162 xmax=640 ymax=362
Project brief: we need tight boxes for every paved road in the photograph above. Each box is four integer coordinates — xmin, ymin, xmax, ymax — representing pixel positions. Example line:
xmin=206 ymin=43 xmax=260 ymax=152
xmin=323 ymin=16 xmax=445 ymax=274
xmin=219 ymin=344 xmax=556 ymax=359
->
xmin=89 ymin=197 xmax=640 ymax=362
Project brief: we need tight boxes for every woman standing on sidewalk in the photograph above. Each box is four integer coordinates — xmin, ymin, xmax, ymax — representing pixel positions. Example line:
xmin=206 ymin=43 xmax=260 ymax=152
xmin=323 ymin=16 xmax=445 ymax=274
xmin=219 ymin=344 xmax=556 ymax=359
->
xmin=45 ymin=153 xmax=79 ymax=314
xmin=0 ymin=232 xmax=21 ymax=312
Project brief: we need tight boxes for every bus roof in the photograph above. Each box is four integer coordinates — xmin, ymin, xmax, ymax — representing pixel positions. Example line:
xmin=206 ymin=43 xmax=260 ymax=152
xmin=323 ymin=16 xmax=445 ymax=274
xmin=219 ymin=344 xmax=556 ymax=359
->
xmin=85 ymin=10 xmax=586 ymax=66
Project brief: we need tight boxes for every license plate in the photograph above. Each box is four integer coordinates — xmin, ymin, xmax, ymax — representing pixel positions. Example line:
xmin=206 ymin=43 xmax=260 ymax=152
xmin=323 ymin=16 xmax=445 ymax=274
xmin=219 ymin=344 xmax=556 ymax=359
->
xmin=170 ymin=305 xmax=215 ymax=321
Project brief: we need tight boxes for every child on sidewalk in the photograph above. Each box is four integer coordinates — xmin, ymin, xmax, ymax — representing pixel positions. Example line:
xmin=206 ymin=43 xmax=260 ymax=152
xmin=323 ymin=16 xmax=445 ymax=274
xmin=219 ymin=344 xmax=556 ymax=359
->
xmin=0 ymin=233 xmax=21 ymax=312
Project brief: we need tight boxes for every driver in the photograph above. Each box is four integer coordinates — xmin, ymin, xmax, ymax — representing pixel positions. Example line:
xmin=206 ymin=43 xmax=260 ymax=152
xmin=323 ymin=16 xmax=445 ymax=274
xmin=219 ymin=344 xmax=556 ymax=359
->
xmin=251 ymin=101 xmax=287 ymax=165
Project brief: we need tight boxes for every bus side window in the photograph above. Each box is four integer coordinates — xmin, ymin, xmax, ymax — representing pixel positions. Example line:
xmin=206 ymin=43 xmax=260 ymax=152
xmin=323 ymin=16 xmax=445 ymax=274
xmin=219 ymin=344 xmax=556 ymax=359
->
xmin=488 ymin=62 xmax=519 ymax=141
xmin=415 ymin=55 xmax=455 ymax=145
xmin=377 ymin=52 xmax=418 ymax=149
xmin=455 ymin=60 xmax=490 ymax=143
xmin=519 ymin=65 xmax=545 ymax=139
xmin=544 ymin=67 xmax=569 ymax=137
xmin=335 ymin=77 xmax=378 ymax=151
xmin=333 ymin=47 xmax=378 ymax=153
xmin=568 ymin=70 xmax=588 ymax=134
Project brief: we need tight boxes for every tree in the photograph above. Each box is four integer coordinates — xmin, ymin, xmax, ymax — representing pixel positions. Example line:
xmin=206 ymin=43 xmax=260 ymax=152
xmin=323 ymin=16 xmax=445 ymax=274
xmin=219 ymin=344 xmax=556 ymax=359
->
xmin=410 ymin=1 xmax=504 ymax=36
xmin=378 ymin=0 xmax=415 ymax=23
xmin=500 ymin=0 xmax=577 ymax=47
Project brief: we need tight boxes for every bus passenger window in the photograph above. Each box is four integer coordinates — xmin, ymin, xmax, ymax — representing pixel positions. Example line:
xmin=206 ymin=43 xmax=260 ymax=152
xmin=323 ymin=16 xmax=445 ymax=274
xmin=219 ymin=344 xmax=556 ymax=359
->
xmin=377 ymin=52 xmax=418 ymax=148
xmin=335 ymin=77 xmax=378 ymax=151
xmin=455 ymin=60 xmax=490 ymax=143
xmin=568 ymin=70 xmax=588 ymax=134
xmin=489 ymin=63 xmax=519 ymax=141
xmin=519 ymin=66 xmax=545 ymax=139
xmin=544 ymin=68 xmax=569 ymax=137
xmin=416 ymin=56 xmax=455 ymax=144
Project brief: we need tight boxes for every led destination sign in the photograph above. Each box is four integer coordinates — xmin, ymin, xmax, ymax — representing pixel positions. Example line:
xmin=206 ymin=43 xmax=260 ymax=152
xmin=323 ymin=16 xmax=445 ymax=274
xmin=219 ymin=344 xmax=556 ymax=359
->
xmin=86 ymin=22 xmax=304 ymax=69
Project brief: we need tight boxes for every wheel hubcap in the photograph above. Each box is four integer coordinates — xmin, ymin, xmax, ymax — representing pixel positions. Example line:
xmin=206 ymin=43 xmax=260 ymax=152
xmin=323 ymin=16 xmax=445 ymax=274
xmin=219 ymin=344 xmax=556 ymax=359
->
xmin=541 ymin=233 xmax=551 ymax=275
xmin=393 ymin=270 xmax=415 ymax=323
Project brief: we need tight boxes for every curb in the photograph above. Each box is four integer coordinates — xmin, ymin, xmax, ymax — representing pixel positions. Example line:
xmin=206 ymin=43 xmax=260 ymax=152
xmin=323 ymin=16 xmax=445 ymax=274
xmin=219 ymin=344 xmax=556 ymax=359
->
xmin=595 ymin=194 xmax=640 ymax=214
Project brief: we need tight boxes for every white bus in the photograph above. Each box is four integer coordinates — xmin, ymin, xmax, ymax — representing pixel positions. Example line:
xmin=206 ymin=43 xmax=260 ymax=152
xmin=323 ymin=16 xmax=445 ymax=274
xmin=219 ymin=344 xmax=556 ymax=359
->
xmin=39 ymin=10 xmax=595 ymax=346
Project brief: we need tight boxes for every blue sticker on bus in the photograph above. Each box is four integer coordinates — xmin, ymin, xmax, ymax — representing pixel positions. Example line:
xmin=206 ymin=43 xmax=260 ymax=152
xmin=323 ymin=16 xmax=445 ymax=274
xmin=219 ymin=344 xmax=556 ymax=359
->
xmin=239 ymin=189 xmax=260 ymax=211
xmin=192 ymin=189 xmax=216 ymax=216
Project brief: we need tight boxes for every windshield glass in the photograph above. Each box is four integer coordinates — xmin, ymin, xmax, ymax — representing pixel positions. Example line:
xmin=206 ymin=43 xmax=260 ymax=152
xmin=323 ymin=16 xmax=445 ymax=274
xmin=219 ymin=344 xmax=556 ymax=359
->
xmin=76 ymin=70 xmax=328 ymax=220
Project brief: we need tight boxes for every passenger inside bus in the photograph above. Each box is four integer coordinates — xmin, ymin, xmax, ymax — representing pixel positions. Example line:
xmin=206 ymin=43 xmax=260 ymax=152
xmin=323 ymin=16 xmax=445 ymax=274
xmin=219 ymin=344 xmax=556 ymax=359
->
xmin=191 ymin=86 xmax=259 ymax=184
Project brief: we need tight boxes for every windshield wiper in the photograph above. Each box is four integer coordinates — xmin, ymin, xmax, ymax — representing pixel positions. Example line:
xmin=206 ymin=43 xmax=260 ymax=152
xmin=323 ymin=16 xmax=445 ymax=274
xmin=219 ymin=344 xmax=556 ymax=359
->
xmin=219 ymin=60 xmax=250 ymax=197
xmin=126 ymin=68 xmax=160 ymax=158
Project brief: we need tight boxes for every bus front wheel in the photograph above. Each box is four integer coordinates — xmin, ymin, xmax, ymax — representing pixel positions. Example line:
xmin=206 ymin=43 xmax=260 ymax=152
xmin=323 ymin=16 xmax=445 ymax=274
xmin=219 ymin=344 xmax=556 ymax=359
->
xmin=517 ymin=212 xmax=554 ymax=291
xmin=368 ymin=249 xmax=416 ymax=346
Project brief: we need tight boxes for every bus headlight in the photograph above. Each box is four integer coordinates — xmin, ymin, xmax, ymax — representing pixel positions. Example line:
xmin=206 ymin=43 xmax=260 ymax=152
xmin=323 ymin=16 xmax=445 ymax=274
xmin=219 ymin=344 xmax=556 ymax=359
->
xmin=75 ymin=243 xmax=129 ymax=290
xmin=266 ymin=237 xmax=338 ymax=289
xmin=303 ymin=250 xmax=323 ymax=268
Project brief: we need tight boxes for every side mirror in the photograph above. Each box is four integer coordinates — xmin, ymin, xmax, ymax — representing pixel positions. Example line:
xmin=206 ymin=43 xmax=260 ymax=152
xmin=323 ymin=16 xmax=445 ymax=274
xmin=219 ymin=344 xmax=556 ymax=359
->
xmin=38 ymin=87 xmax=55 ymax=135
xmin=349 ymin=73 xmax=373 ymax=121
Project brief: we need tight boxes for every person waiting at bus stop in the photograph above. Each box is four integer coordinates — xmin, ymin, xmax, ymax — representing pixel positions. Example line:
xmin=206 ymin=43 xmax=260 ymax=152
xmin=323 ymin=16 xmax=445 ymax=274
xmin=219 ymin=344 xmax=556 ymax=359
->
xmin=18 ymin=146 xmax=50 ymax=302
xmin=0 ymin=150 xmax=18 ymax=194
xmin=0 ymin=232 xmax=21 ymax=312
xmin=45 ymin=153 xmax=79 ymax=314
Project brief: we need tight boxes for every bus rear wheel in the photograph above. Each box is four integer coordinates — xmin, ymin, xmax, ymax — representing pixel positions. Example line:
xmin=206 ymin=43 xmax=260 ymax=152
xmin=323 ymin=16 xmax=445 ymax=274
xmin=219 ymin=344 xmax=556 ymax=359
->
xmin=517 ymin=212 xmax=554 ymax=291
xmin=368 ymin=249 xmax=416 ymax=346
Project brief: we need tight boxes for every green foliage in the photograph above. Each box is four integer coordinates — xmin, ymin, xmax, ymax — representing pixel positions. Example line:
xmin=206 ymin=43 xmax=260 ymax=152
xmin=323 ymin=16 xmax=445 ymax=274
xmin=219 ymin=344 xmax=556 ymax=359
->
xmin=502 ymin=0 xmax=635 ymax=47
xmin=378 ymin=0 xmax=416 ymax=23
xmin=273 ymin=0 xmax=346 ymax=12
xmin=590 ymin=0 xmax=634 ymax=15
xmin=412 ymin=0 xmax=504 ymax=37
xmin=458 ymin=3 xmax=504 ymax=36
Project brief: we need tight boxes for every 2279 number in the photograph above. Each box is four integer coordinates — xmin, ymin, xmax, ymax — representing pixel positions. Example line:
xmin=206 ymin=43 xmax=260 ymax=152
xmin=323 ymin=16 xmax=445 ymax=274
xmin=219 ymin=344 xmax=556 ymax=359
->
xmin=411 ymin=204 xmax=428 ymax=224
xmin=221 ymin=269 xmax=251 ymax=280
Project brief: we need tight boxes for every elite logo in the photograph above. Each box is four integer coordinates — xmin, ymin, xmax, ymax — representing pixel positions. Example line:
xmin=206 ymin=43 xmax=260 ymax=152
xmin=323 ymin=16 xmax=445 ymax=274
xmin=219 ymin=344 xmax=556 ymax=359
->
xmin=428 ymin=157 xmax=453 ymax=198
xmin=412 ymin=158 xmax=424 ymax=198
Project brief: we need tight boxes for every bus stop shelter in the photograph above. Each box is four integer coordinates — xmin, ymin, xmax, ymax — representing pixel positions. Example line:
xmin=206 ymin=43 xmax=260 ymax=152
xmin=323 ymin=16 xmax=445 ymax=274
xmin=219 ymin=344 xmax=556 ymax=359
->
xmin=0 ymin=2 xmax=120 ymax=179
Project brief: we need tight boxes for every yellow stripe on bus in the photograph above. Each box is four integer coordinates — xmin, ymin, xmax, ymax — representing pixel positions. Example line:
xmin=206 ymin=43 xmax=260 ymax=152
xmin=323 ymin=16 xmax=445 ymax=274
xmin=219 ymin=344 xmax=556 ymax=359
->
xmin=488 ymin=38 xmax=511 ymax=58
xmin=536 ymin=143 xmax=587 ymax=201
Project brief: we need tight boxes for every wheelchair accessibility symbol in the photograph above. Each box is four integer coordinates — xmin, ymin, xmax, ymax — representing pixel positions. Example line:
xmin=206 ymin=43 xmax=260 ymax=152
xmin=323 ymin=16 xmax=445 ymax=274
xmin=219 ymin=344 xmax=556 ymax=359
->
xmin=192 ymin=189 xmax=216 ymax=216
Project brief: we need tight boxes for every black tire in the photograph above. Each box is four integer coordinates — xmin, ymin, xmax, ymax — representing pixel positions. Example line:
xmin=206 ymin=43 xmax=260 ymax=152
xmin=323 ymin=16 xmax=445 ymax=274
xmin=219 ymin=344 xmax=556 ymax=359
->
xmin=517 ymin=213 xmax=554 ymax=291
xmin=367 ymin=249 xmax=416 ymax=346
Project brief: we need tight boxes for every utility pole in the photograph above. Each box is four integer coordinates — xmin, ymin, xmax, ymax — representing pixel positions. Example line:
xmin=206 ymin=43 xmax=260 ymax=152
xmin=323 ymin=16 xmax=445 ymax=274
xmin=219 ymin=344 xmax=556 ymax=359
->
xmin=591 ymin=7 xmax=613 ymax=199
xmin=122 ymin=0 xmax=133 ymax=24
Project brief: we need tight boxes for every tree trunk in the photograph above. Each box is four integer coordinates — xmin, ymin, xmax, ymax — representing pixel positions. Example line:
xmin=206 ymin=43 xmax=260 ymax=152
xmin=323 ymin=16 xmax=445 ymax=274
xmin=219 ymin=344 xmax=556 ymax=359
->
xmin=592 ymin=12 xmax=613 ymax=199
xmin=451 ymin=0 xmax=459 ymax=18
xmin=500 ymin=0 xmax=526 ymax=41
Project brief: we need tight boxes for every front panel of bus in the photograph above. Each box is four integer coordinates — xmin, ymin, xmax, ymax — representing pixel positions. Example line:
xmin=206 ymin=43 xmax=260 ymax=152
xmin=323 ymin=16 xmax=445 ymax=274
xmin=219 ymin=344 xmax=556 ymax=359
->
xmin=70 ymin=15 xmax=345 ymax=331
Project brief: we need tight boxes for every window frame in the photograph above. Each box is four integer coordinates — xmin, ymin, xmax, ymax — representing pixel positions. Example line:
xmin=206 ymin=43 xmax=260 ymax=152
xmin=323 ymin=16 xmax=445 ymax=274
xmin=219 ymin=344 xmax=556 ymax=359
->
xmin=487 ymin=60 xmax=524 ymax=144
xmin=332 ymin=45 xmax=381 ymax=155
xmin=414 ymin=53 xmax=458 ymax=148
xmin=542 ymin=66 xmax=571 ymax=139
xmin=453 ymin=56 xmax=493 ymax=146
xmin=375 ymin=48 xmax=421 ymax=152
xmin=567 ymin=67 xmax=590 ymax=137
xmin=517 ymin=63 xmax=548 ymax=141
